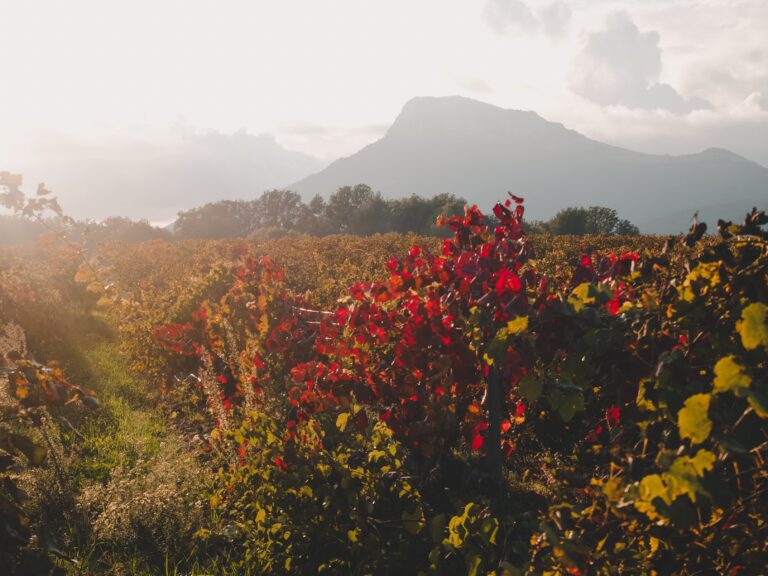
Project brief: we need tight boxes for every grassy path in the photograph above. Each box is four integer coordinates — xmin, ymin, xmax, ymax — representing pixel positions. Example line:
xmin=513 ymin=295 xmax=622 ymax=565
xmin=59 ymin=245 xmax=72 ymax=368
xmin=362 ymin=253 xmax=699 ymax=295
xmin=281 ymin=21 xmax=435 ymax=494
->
xmin=41 ymin=312 xmax=210 ymax=575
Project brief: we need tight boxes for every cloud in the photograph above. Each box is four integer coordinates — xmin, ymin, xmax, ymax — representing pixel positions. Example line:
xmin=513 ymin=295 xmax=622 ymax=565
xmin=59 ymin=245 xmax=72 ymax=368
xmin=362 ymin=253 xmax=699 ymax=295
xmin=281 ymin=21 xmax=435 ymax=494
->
xmin=483 ymin=0 xmax=571 ymax=38
xmin=458 ymin=78 xmax=494 ymax=94
xmin=483 ymin=0 xmax=536 ymax=34
xmin=538 ymin=1 xmax=572 ymax=38
xmin=557 ymin=94 xmax=768 ymax=168
xmin=280 ymin=123 xmax=332 ymax=136
xmin=703 ymin=70 xmax=768 ymax=112
xmin=275 ymin=123 xmax=390 ymax=162
xmin=570 ymin=12 xmax=711 ymax=114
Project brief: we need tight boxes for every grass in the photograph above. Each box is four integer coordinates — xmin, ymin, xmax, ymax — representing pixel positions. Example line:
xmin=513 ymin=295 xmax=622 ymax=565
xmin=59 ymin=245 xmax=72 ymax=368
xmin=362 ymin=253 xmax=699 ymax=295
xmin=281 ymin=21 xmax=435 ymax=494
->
xmin=22 ymin=309 xmax=214 ymax=575
xmin=56 ymin=317 xmax=168 ymax=487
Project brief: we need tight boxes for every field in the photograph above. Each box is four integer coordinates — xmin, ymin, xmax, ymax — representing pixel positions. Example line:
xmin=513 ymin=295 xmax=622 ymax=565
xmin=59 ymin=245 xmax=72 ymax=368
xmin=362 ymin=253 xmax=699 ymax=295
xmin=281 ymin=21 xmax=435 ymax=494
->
xmin=1 ymin=192 xmax=766 ymax=575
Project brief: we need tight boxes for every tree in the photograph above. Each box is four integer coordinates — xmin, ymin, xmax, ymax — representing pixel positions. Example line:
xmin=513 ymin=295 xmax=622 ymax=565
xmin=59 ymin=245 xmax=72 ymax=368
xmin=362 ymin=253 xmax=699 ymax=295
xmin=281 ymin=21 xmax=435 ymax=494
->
xmin=614 ymin=218 xmax=639 ymax=236
xmin=546 ymin=207 xmax=588 ymax=235
xmin=325 ymin=184 xmax=391 ymax=234
xmin=174 ymin=200 xmax=256 ymax=239
xmin=252 ymin=190 xmax=304 ymax=230
xmin=544 ymin=206 xmax=639 ymax=236
xmin=585 ymin=206 xmax=619 ymax=235
xmin=388 ymin=195 xmax=436 ymax=234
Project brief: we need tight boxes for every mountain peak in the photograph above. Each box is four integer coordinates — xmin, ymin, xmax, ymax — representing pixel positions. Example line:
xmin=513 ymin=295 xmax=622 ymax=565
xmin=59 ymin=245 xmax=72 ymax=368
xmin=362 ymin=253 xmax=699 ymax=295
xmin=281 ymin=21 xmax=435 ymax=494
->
xmin=386 ymin=95 xmax=549 ymax=142
xmin=399 ymin=95 xmax=505 ymax=114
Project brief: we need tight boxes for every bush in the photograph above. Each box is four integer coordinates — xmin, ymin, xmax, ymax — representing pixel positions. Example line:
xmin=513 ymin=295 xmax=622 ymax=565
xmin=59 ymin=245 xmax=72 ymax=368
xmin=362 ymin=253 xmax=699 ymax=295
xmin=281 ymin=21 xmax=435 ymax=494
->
xmin=204 ymin=412 xmax=432 ymax=574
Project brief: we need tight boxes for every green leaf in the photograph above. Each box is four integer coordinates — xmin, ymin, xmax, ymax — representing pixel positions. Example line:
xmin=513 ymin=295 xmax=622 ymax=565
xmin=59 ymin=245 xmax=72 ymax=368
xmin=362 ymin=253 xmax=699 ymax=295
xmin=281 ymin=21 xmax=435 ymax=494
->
xmin=518 ymin=375 xmax=543 ymax=403
xmin=401 ymin=507 xmax=424 ymax=535
xmin=485 ymin=330 xmax=509 ymax=366
xmin=737 ymin=302 xmax=768 ymax=351
xmin=547 ymin=380 xmax=584 ymax=422
xmin=748 ymin=388 xmax=768 ymax=418
xmin=678 ymin=393 xmax=712 ymax=444
xmin=428 ymin=514 xmax=446 ymax=544
xmin=713 ymin=356 xmax=751 ymax=394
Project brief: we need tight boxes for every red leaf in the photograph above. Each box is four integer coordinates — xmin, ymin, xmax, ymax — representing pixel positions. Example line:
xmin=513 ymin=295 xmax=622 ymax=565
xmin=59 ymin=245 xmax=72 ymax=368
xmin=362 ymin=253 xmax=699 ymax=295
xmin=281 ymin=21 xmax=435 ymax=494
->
xmin=606 ymin=405 xmax=621 ymax=428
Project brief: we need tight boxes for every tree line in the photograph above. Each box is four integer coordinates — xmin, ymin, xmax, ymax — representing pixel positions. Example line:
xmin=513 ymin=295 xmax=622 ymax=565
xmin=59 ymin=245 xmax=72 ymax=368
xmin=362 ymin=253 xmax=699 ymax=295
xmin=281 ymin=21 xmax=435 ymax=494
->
xmin=2 ymin=183 xmax=640 ymax=245
xmin=172 ymin=185 xmax=467 ymax=239
xmin=173 ymin=185 xmax=639 ymax=239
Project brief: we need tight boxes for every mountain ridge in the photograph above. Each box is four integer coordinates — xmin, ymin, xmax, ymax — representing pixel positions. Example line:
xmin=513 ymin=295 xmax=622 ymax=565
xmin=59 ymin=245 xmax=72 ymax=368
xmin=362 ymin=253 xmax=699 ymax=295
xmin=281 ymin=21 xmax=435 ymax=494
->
xmin=289 ymin=96 xmax=767 ymax=233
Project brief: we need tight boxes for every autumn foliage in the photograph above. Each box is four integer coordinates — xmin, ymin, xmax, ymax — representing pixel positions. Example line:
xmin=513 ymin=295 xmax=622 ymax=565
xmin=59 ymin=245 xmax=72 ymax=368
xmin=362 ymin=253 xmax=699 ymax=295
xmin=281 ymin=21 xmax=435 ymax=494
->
xmin=3 ymin=169 xmax=767 ymax=574
xmin=153 ymin=191 xmax=767 ymax=574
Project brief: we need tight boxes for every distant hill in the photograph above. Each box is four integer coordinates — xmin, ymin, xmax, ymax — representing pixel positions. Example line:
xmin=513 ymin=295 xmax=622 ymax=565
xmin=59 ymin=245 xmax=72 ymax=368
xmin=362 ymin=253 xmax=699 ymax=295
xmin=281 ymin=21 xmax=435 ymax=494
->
xmin=15 ymin=130 xmax=324 ymax=222
xmin=289 ymin=96 xmax=768 ymax=233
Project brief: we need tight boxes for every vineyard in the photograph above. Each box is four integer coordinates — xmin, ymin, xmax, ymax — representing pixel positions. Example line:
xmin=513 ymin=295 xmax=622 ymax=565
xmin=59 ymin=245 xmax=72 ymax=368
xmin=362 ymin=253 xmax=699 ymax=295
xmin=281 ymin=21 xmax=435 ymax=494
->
xmin=1 ymin=173 xmax=767 ymax=575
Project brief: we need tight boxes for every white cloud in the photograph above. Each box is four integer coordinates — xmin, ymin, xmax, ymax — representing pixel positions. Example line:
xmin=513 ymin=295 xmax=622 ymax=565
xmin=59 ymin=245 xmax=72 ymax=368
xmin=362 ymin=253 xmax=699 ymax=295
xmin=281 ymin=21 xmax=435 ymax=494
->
xmin=483 ymin=0 xmax=536 ymax=34
xmin=539 ymin=1 xmax=572 ymax=38
xmin=457 ymin=78 xmax=494 ymax=94
xmin=483 ymin=0 xmax=571 ymax=38
xmin=551 ymin=94 xmax=768 ymax=168
xmin=570 ymin=12 xmax=711 ymax=114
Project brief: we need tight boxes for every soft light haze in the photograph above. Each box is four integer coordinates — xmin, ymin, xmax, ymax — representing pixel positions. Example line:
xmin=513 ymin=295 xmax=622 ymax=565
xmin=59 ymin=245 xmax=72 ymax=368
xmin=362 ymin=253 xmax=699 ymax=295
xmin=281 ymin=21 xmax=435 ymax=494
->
xmin=1 ymin=0 xmax=766 ymax=221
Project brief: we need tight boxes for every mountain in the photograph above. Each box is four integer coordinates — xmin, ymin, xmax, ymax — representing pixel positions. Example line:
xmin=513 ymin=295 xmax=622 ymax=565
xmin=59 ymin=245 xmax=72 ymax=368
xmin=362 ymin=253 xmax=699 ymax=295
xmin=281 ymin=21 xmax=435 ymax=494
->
xmin=15 ymin=130 xmax=323 ymax=222
xmin=289 ymin=96 xmax=768 ymax=233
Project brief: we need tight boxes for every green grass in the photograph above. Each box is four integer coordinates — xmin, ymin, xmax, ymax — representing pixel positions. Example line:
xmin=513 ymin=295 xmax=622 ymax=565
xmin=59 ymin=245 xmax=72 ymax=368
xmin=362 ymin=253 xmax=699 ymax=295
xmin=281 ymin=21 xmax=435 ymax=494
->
xmin=59 ymin=324 xmax=167 ymax=487
xmin=29 ymin=310 xmax=214 ymax=575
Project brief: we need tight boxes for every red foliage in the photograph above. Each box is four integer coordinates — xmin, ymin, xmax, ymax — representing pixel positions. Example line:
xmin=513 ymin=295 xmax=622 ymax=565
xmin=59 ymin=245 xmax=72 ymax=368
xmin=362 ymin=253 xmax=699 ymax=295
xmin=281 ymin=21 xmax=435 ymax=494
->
xmin=157 ymin=192 xmax=639 ymax=462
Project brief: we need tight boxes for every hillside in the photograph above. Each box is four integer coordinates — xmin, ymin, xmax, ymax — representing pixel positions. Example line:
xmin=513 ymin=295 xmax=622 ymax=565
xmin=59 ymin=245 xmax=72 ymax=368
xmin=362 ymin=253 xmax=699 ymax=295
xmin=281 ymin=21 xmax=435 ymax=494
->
xmin=290 ymin=96 xmax=768 ymax=232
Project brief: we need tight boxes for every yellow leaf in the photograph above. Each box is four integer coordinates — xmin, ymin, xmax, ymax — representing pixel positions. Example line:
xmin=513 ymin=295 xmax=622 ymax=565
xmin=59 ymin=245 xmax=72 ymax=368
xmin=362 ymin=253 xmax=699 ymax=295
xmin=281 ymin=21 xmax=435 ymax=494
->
xmin=678 ymin=393 xmax=712 ymax=444
xmin=336 ymin=412 xmax=350 ymax=432
xmin=737 ymin=302 xmax=768 ymax=351
xmin=602 ymin=477 xmax=624 ymax=501
xmin=713 ymin=356 xmax=751 ymax=394
xmin=255 ymin=507 xmax=266 ymax=523
xmin=507 ymin=316 xmax=528 ymax=334
xmin=258 ymin=313 xmax=269 ymax=335
xmin=639 ymin=474 xmax=668 ymax=505
xmin=299 ymin=485 xmax=313 ymax=498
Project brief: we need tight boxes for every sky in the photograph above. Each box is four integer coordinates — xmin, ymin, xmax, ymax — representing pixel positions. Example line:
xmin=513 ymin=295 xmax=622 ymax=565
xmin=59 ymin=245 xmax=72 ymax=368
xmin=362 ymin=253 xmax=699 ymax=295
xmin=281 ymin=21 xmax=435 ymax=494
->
xmin=0 ymin=0 xmax=766 ymax=221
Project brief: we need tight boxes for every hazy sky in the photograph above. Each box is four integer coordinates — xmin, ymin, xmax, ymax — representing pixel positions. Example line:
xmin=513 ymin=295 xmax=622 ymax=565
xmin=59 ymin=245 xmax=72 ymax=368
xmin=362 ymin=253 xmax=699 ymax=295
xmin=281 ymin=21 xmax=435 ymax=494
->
xmin=1 ymin=0 xmax=766 ymax=220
